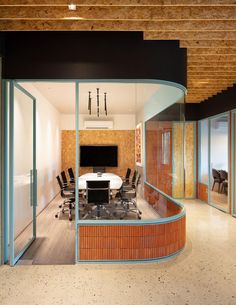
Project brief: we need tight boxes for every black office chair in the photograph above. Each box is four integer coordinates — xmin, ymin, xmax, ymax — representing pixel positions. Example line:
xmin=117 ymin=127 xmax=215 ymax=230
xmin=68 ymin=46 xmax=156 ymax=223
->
xmin=68 ymin=167 xmax=75 ymax=184
xmin=118 ymin=174 xmax=142 ymax=220
xmin=61 ymin=170 xmax=75 ymax=191
xmin=55 ymin=175 xmax=74 ymax=221
xmin=212 ymin=169 xmax=224 ymax=193
xmin=83 ymin=180 xmax=112 ymax=219
xmin=124 ymin=170 xmax=137 ymax=188
xmin=219 ymin=170 xmax=228 ymax=194
xmin=123 ymin=168 xmax=131 ymax=184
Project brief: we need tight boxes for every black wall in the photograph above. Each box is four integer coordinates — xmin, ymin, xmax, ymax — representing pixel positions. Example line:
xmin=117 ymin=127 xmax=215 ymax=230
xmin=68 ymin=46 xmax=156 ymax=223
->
xmin=186 ymin=84 xmax=236 ymax=121
xmin=0 ymin=31 xmax=187 ymax=86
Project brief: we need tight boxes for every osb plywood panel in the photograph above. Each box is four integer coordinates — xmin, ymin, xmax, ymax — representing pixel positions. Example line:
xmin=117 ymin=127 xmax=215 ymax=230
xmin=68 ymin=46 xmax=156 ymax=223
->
xmin=185 ymin=122 xmax=195 ymax=198
xmin=79 ymin=216 xmax=186 ymax=260
xmin=172 ymin=123 xmax=184 ymax=198
xmin=61 ymin=130 xmax=135 ymax=177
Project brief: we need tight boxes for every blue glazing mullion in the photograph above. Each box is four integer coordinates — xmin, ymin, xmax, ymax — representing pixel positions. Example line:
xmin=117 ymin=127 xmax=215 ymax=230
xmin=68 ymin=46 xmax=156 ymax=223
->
xmin=2 ymin=80 xmax=9 ymax=263
xmin=9 ymin=81 xmax=15 ymax=266
xmin=33 ymin=98 xmax=37 ymax=238
xmin=75 ymin=81 xmax=79 ymax=263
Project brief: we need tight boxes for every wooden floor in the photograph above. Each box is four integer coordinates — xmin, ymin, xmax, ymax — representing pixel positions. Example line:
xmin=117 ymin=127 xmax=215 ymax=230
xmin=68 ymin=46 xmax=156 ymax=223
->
xmin=17 ymin=193 xmax=159 ymax=265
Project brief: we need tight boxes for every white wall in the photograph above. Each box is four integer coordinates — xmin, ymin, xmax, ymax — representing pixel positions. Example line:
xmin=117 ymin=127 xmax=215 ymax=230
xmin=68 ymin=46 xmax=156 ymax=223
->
xmin=14 ymin=83 xmax=61 ymax=237
xmin=60 ymin=114 xmax=136 ymax=130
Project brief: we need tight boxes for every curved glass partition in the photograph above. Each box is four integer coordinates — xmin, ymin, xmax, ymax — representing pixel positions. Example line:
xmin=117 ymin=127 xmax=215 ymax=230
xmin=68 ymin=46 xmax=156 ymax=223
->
xmin=75 ymin=80 xmax=187 ymax=262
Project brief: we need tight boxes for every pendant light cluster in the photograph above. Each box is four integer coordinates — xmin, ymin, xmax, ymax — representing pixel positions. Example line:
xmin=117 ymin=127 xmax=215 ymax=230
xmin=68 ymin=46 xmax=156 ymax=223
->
xmin=88 ymin=88 xmax=108 ymax=117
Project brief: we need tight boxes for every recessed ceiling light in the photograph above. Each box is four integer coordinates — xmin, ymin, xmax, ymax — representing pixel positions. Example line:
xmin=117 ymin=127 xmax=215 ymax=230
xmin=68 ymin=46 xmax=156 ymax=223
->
xmin=68 ymin=3 xmax=77 ymax=11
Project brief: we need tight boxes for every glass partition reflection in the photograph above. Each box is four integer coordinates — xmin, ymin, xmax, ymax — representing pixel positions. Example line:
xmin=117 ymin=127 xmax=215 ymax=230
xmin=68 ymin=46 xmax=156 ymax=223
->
xmin=145 ymin=102 xmax=185 ymax=198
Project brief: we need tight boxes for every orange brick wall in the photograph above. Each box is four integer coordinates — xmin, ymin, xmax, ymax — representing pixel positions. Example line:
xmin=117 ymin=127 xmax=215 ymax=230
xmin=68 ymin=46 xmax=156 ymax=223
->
xmin=79 ymin=218 xmax=186 ymax=261
xmin=198 ymin=183 xmax=208 ymax=203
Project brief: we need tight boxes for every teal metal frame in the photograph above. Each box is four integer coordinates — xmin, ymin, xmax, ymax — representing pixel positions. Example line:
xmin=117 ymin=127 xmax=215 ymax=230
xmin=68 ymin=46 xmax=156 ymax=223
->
xmin=231 ymin=110 xmax=236 ymax=217
xmin=198 ymin=118 xmax=209 ymax=189
xmin=2 ymin=80 xmax=9 ymax=263
xmin=9 ymin=81 xmax=37 ymax=266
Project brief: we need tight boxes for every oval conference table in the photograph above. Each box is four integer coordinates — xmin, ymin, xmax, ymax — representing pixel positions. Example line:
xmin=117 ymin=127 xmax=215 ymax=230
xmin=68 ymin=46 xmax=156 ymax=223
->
xmin=78 ymin=173 xmax=123 ymax=190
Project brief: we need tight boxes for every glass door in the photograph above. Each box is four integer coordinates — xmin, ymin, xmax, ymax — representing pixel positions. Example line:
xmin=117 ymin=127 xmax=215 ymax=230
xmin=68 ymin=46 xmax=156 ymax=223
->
xmin=9 ymin=81 xmax=37 ymax=266
xmin=209 ymin=113 xmax=229 ymax=212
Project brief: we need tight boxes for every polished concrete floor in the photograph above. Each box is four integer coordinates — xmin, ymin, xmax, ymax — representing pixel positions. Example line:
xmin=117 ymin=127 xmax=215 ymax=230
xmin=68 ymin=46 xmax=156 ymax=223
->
xmin=1 ymin=199 xmax=236 ymax=305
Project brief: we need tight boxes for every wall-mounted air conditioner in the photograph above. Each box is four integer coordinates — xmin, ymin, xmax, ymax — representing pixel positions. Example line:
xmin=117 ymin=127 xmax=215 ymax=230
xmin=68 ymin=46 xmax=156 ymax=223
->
xmin=84 ymin=120 xmax=113 ymax=130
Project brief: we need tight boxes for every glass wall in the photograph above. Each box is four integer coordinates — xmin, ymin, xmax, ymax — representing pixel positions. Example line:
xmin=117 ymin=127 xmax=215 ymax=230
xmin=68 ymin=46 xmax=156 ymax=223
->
xmin=234 ymin=112 xmax=236 ymax=216
xmin=145 ymin=102 xmax=185 ymax=198
xmin=209 ymin=114 xmax=229 ymax=212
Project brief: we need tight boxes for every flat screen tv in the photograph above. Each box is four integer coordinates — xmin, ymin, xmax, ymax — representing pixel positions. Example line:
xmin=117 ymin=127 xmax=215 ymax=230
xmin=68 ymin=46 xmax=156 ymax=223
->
xmin=80 ymin=145 xmax=118 ymax=167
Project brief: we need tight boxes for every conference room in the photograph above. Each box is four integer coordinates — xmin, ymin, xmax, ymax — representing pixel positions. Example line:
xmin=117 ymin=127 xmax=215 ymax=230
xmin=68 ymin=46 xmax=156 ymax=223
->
xmin=4 ymin=79 xmax=186 ymax=265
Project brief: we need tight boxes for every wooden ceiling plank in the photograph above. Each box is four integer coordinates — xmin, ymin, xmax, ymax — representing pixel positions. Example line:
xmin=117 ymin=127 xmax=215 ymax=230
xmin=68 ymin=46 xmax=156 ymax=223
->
xmin=144 ymin=31 xmax=236 ymax=41
xmin=188 ymin=55 xmax=236 ymax=61
xmin=187 ymin=48 xmax=236 ymax=55
xmin=1 ymin=6 xmax=236 ymax=20
xmin=188 ymin=72 xmax=236 ymax=75
xmin=188 ymin=66 xmax=236 ymax=71
xmin=0 ymin=19 xmax=236 ymax=31
xmin=0 ymin=0 xmax=236 ymax=6
xmin=181 ymin=40 xmax=236 ymax=47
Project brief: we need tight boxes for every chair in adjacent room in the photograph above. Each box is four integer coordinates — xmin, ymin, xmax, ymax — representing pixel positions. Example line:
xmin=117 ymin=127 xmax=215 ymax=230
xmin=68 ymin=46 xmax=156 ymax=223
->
xmin=212 ymin=169 xmax=224 ymax=193
xmin=55 ymin=175 xmax=75 ymax=221
xmin=68 ymin=167 xmax=75 ymax=184
xmin=83 ymin=180 xmax=112 ymax=220
xmin=219 ymin=170 xmax=228 ymax=194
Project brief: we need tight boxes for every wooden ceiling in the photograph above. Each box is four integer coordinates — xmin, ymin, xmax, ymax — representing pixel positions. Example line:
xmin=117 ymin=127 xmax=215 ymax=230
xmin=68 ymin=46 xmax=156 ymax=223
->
xmin=0 ymin=0 xmax=235 ymax=103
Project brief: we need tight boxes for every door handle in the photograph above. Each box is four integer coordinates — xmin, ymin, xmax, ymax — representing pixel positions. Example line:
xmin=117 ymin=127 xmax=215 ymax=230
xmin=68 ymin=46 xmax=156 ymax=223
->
xmin=30 ymin=169 xmax=37 ymax=207
xmin=34 ymin=169 xmax=37 ymax=207
xmin=30 ymin=169 xmax=33 ymax=206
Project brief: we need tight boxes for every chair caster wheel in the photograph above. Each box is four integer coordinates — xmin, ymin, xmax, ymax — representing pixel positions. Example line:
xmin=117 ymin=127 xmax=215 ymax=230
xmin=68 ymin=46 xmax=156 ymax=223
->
xmin=55 ymin=215 xmax=58 ymax=218
xmin=69 ymin=215 xmax=72 ymax=221
xmin=139 ymin=211 xmax=142 ymax=215
xmin=138 ymin=215 xmax=141 ymax=219
xmin=59 ymin=205 xmax=62 ymax=208
xmin=62 ymin=210 xmax=64 ymax=214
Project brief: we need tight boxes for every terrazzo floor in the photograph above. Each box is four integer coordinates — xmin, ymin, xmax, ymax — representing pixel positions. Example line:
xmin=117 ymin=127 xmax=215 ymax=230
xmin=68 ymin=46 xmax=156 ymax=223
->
xmin=1 ymin=199 xmax=236 ymax=305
